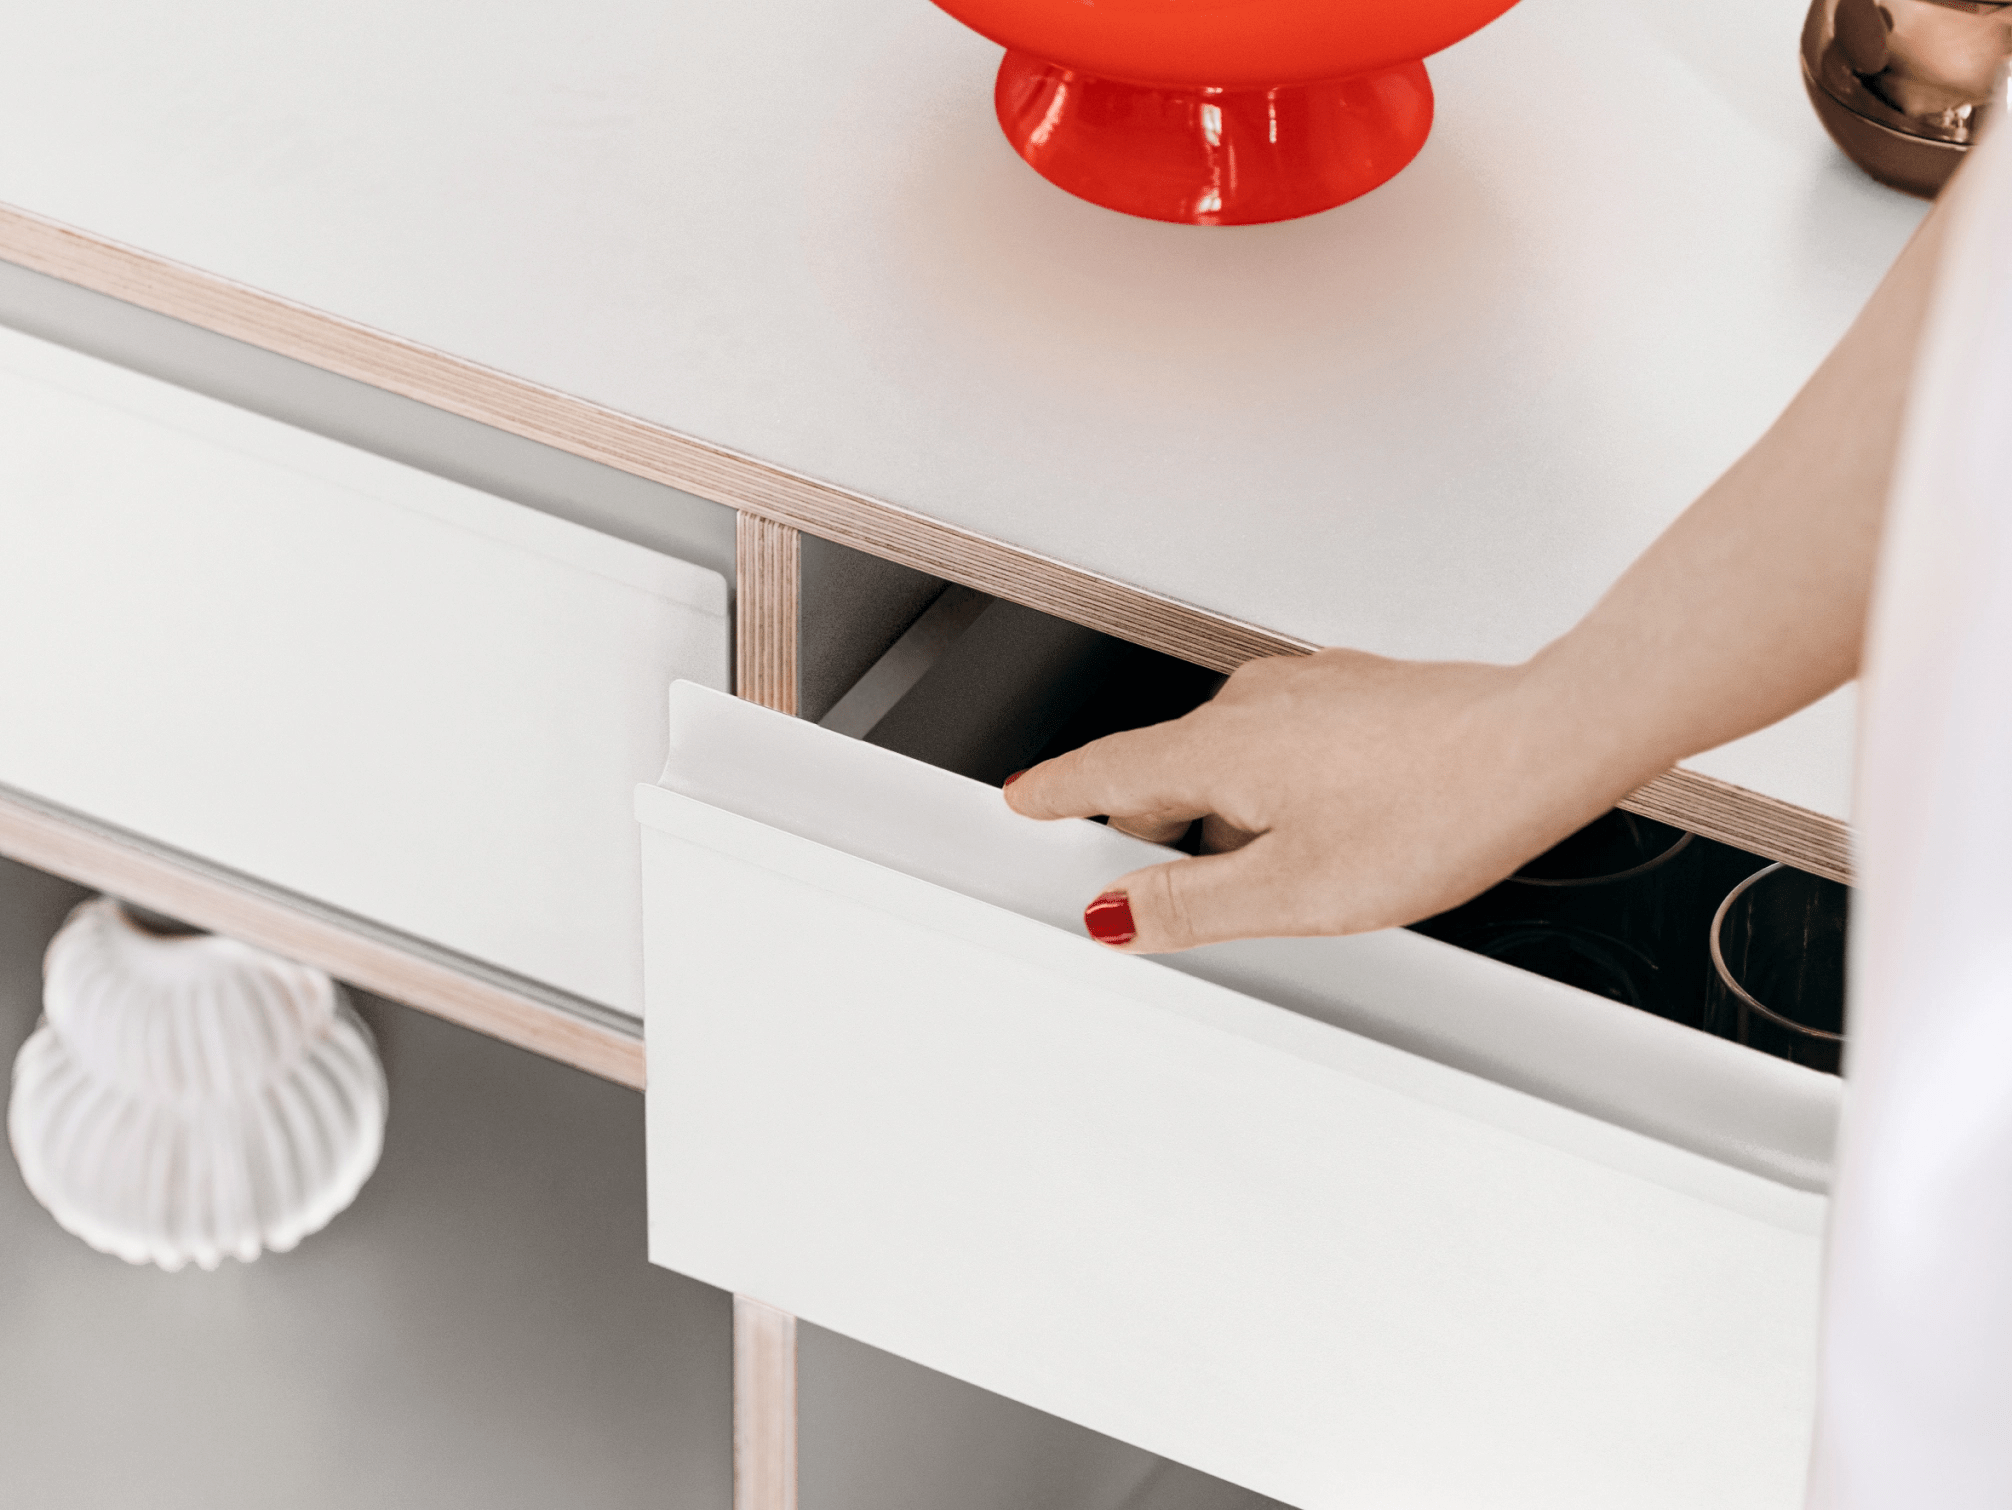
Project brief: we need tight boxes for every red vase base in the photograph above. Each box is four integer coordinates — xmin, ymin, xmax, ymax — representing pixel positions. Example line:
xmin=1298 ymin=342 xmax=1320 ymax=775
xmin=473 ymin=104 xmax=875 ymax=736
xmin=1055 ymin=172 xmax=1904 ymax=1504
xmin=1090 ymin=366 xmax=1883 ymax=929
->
xmin=995 ymin=53 xmax=1434 ymax=226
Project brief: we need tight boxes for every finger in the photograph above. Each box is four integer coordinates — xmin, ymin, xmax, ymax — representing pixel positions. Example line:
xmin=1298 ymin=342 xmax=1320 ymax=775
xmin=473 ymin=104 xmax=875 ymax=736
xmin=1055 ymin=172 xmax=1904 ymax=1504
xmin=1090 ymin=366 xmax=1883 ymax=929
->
xmin=1004 ymin=719 xmax=1211 ymax=823
xmin=1082 ymin=836 xmax=1303 ymax=954
xmin=1198 ymin=813 xmax=1259 ymax=854
xmin=1109 ymin=812 xmax=1196 ymax=845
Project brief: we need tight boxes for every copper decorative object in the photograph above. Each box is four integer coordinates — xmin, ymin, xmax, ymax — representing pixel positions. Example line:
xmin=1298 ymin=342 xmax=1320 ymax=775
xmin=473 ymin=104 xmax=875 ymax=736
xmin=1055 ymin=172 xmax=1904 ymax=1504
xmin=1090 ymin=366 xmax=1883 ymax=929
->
xmin=1802 ymin=0 xmax=2012 ymax=196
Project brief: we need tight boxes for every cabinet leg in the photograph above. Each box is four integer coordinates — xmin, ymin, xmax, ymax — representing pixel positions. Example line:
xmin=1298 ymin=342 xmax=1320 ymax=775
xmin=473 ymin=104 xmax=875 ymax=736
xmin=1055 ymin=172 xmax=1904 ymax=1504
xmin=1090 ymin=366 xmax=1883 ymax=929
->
xmin=733 ymin=1294 xmax=798 ymax=1510
xmin=733 ymin=515 xmax=801 ymax=1508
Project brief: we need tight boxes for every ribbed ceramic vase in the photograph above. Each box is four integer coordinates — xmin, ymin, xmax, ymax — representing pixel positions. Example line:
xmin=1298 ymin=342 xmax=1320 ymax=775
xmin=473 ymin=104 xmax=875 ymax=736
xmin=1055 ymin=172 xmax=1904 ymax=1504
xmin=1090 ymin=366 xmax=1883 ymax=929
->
xmin=8 ymin=897 xmax=388 ymax=1271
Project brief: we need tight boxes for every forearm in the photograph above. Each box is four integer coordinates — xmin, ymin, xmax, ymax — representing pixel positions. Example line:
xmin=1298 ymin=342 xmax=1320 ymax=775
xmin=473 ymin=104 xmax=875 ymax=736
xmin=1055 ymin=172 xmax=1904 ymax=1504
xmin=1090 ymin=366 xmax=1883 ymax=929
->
xmin=1521 ymin=186 xmax=1957 ymax=802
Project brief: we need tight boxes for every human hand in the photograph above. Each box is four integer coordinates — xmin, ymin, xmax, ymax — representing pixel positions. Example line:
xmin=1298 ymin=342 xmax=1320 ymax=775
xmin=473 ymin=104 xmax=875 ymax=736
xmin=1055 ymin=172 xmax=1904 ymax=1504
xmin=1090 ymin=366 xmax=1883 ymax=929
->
xmin=1002 ymin=648 xmax=1643 ymax=952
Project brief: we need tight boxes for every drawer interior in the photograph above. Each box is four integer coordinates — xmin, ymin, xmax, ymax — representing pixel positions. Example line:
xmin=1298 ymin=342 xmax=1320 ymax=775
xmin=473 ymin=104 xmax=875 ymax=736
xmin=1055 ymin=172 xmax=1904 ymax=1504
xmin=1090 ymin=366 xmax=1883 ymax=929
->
xmin=822 ymin=587 xmax=1848 ymax=1081
xmin=821 ymin=587 xmax=1224 ymax=799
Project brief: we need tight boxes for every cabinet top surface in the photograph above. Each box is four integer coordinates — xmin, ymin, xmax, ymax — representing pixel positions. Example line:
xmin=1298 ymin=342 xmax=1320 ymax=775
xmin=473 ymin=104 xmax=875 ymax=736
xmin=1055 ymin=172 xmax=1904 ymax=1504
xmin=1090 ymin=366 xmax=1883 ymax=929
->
xmin=0 ymin=0 xmax=1921 ymax=669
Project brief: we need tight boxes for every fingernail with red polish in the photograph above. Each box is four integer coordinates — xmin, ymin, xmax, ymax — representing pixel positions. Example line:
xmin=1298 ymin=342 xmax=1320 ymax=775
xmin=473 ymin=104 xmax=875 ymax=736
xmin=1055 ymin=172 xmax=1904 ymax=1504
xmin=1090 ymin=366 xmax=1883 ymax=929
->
xmin=1002 ymin=769 xmax=1027 ymax=787
xmin=1084 ymin=891 xmax=1136 ymax=947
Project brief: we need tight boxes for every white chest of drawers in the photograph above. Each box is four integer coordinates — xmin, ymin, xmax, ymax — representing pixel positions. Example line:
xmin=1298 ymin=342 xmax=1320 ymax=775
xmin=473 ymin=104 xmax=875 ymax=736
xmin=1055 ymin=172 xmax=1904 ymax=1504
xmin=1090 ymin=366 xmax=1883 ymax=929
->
xmin=0 ymin=0 xmax=1912 ymax=1502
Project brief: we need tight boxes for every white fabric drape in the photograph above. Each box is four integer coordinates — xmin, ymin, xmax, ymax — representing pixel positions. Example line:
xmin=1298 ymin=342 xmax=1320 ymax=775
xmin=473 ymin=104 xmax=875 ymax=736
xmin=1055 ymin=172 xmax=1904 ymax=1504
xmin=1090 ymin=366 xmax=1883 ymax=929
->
xmin=1809 ymin=106 xmax=2012 ymax=1509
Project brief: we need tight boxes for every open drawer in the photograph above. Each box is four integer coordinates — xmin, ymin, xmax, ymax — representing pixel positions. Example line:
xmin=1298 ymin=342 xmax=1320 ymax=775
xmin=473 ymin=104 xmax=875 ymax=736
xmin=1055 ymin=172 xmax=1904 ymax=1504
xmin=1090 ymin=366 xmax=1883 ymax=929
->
xmin=638 ymin=669 xmax=1836 ymax=1510
xmin=0 ymin=323 xmax=728 ymax=1015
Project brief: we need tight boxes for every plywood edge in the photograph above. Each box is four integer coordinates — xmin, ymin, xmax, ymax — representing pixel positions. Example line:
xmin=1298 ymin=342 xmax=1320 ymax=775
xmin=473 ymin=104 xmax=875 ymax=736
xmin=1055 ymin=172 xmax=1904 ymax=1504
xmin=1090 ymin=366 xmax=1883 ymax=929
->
xmin=1621 ymin=767 xmax=1852 ymax=884
xmin=732 ymin=1296 xmax=799 ymax=1510
xmin=0 ymin=201 xmax=1852 ymax=875
xmin=0 ymin=783 xmax=646 ymax=1088
xmin=736 ymin=513 xmax=801 ymax=715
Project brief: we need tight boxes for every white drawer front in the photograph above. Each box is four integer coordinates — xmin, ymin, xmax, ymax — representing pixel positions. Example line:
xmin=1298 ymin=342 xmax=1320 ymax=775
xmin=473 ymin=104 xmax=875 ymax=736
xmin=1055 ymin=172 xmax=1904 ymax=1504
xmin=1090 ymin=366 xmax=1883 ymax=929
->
xmin=638 ymin=688 xmax=1825 ymax=1510
xmin=0 ymin=325 xmax=726 ymax=1013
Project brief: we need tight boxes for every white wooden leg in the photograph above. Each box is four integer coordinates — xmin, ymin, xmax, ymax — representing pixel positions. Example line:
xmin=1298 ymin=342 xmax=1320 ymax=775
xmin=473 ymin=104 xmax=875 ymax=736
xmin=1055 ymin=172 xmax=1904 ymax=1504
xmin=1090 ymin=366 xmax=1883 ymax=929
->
xmin=733 ymin=1295 xmax=799 ymax=1510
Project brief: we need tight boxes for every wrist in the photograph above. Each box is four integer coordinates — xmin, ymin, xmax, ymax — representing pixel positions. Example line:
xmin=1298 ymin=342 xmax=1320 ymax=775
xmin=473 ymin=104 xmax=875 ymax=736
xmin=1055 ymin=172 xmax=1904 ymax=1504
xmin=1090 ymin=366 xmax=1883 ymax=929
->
xmin=1496 ymin=645 xmax=1679 ymax=825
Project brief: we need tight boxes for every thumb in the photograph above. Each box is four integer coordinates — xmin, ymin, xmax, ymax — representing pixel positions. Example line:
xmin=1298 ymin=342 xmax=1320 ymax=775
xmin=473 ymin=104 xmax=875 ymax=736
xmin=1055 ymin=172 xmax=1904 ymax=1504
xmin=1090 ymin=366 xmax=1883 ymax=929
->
xmin=1082 ymin=837 xmax=1289 ymax=954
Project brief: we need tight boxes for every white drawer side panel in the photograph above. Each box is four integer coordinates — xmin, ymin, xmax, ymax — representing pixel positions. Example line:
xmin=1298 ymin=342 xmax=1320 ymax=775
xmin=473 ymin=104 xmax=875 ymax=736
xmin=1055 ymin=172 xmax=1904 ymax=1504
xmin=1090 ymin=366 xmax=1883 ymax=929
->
xmin=639 ymin=794 xmax=1822 ymax=1510
xmin=0 ymin=326 xmax=727 ymax=1012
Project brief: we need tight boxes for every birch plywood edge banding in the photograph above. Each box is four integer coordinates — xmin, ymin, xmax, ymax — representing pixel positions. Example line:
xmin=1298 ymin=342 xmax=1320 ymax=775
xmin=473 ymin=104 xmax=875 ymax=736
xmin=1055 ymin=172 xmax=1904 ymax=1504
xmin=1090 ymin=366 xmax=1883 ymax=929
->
xmin=736 ymin=514 xmax=800 ymax=715
xmin=0 ymin=785 xmax=646 ymax=1088
xmin=1622 ymin=768 xmax=1853 ymax=885
xmin=732 ymin=1296 xmax=799 ymax=1510
xmin=0 ymin=204 xmax=1852 ymax=874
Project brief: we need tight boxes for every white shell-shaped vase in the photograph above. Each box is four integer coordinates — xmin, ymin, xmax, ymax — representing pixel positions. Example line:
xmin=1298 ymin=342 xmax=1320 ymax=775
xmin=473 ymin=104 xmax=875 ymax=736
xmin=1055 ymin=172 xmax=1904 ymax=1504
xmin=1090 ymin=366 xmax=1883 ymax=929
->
xmin=8 ymin=897 xmax=388 ymax=1271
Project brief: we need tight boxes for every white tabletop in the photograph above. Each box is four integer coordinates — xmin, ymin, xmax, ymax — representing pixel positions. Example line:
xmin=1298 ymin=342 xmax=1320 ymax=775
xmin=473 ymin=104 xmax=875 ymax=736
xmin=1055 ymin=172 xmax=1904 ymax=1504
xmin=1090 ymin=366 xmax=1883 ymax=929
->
xmin=0 ymin=0 xmax=1923 ymax=819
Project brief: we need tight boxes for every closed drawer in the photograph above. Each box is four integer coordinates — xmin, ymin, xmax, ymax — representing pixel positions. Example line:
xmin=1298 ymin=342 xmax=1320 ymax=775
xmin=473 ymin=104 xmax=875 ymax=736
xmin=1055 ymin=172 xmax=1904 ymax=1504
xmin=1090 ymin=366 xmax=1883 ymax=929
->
xmin=0 ymin=324 xmax=727 ymax=1014
xmin=639 ymin=681 xmax=1831 ymax=1510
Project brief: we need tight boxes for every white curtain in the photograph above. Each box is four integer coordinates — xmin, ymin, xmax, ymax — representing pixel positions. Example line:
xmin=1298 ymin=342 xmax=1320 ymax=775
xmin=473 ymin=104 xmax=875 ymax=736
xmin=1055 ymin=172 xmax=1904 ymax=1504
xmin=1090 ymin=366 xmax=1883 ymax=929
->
xmin=1809 ymin=105 xmax=2012 ymax=1508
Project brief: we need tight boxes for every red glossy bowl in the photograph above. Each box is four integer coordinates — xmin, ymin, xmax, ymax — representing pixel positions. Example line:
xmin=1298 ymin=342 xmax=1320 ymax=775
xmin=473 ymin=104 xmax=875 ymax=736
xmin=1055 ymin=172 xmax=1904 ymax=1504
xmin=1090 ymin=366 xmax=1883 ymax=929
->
xmin=931 ymin=0 xmax=1522 ymax=224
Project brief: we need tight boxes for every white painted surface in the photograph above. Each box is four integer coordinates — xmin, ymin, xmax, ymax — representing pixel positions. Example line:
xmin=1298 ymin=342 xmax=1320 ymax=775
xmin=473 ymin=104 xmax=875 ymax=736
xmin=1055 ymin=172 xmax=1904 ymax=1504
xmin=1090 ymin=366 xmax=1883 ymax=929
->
xmin=0 ymin=0 xmax=1920 ymax=811
xmin=0 ymin=324 xmax=727 ymax=1013
xmin=638 ymin=735 xmax=1826 ymax=1507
